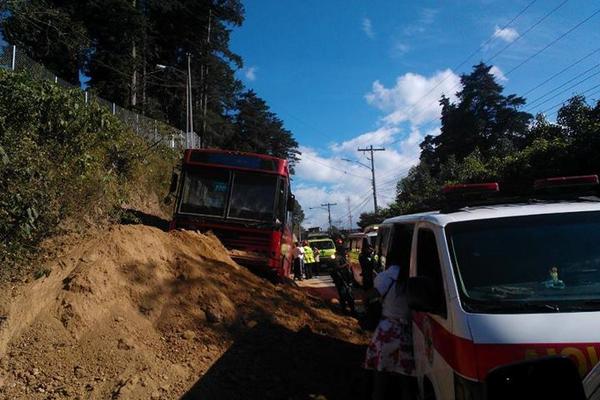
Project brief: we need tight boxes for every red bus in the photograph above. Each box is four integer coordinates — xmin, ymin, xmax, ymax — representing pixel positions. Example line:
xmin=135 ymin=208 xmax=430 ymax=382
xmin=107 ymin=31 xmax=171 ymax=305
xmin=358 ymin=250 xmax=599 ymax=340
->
xmin=168 ymin=149 xmax=294 ymax=278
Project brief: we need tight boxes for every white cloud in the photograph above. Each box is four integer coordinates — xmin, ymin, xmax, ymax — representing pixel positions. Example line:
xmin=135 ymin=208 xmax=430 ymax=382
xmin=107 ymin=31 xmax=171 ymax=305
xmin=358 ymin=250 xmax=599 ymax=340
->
xmin=297 ymin=127 xmax=428 ymax=229
xmin=330 ymin=126 xmax=400 ymax=153
xmin=365 ymin=69 xmax=461 ymax=126
xmin=362 ymin=17 xmax=375 ymax=39
xmin=296 ymin=66 xmax=461 ymax=229
xmin=403 ymin=8 xmax=438 ymax=36
xmin=391 ymin=42 xmax=410 ymax=57
xmin=245 ymin=66 xmax=257 ymax=81
xmin=493 ymin=26 xmax=519 ymax=43
xmin=490 ymin=65 xmax=508 ymax=82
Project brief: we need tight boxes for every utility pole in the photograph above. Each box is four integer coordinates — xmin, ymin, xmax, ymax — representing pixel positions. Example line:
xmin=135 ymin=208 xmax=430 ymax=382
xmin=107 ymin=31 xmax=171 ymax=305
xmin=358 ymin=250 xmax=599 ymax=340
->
xmin=186 ymin=52 xmax=194 ymax=148
xmin=322 ymin=203 xmax=337 ymax=233
xmin=346 ymin=196 xmax=353 ymax=230
xmin=201 ymin=8 xmax=212 ymax=148
xmin=357 ymin=145 xmax=386 ymax=212
xmin=309 ymin=203 xmax=337 ymax=233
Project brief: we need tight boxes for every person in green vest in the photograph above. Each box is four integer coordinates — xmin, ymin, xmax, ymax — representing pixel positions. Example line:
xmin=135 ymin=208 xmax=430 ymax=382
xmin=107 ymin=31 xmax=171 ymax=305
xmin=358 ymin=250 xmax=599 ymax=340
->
xmin=303 ymin=240 xmax=315 ymax=279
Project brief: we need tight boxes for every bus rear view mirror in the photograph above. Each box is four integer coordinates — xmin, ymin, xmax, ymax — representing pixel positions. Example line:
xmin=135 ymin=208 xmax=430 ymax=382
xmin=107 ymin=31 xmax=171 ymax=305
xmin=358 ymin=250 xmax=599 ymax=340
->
xmin=288 ymin=194 xmax=296 ymax=212
xmin=486 ymin=356 xmax=585 ymax=400
xmin=407 ymin=276 xmax=438 ymax=313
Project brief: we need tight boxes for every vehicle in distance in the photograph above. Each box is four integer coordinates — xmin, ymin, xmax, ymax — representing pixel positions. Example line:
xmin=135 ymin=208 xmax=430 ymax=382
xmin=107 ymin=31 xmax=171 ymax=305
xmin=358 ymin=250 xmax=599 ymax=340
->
xmin=308 ymin=237 xmax=337 ymax=270
xmin=167 ymin=149 xmax=294 ymax=279
xmin=346 ymin=229 xmax=378 ymax=286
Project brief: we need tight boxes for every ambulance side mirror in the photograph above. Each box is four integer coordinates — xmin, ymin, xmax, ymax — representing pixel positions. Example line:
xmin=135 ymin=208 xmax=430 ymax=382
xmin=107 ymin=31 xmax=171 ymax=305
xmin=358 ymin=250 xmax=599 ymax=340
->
xmin=407 ymin=276 xmax=440 ymax=314
xmin=486 ymin=356 xmax=585 ymax=400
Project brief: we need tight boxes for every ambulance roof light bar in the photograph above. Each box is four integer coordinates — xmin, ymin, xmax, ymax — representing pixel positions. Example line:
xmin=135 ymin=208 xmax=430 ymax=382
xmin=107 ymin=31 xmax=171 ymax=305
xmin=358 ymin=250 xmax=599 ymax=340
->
xmin=534 ymin=175 xmax=599 ymax=191
xmin=442 ymin=182 xmax=500 ymax=195
xmin=441 ymin=182 xmax=500 ymax=213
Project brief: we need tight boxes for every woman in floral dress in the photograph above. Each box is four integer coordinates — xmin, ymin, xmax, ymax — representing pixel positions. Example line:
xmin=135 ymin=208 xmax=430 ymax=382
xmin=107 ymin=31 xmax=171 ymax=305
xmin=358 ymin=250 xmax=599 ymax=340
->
xmin=364 ymin=247 xmax=415 ymax=399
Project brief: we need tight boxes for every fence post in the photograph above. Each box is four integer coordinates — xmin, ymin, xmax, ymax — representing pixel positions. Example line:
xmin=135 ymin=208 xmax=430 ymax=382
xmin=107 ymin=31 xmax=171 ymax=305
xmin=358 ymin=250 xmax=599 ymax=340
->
xmin=11 ymin=45 xmax=16 ymax=70
xmin=84 ymin=91 xmax=88 ymax=104
xmin=112 ymin=103 xmax=116 ymax=115
xmin=54 ymin=76 xmax=58 ymax=84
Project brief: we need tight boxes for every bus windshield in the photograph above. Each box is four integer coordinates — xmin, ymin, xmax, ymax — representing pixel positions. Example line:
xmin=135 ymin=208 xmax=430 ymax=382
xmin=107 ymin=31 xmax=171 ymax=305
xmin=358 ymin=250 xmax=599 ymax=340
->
xmin=179 ymin=168 xmax=278 ymax=223
xmin=447 ymin=211 xmax=600 ymax=313
xmin=179 ymin=169 xmax=229 ymax=217
xmin=229 ymin=172 xmax=277 ymax=221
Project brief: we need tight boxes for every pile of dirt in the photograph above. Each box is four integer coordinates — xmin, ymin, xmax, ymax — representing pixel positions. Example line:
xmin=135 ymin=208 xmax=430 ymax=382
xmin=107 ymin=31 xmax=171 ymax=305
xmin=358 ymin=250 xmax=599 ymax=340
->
xmin=0 ymin=224 xmax=369 ymax=399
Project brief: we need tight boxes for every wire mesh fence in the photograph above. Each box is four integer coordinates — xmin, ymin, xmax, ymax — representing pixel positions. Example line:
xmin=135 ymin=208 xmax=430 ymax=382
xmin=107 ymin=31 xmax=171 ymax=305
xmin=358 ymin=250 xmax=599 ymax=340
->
xmin=0 ymin=44 xmax=191 ymax=149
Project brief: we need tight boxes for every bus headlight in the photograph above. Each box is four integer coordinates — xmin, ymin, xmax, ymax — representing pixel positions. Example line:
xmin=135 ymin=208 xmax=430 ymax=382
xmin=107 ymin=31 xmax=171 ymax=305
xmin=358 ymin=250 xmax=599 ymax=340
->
xmin=330 ymin=255 xmax=336 ymax=259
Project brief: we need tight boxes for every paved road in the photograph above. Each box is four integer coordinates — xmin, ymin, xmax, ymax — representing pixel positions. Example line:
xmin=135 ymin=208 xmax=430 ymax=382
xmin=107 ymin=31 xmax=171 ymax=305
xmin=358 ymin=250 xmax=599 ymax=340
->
xmin=295 ymin=274 xmax=339 ymax=301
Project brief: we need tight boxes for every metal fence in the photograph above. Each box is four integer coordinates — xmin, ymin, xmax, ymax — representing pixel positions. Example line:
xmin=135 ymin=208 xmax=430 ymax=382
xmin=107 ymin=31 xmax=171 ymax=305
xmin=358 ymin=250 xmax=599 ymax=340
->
xmin=0 ymin=44 xmax=197 ymax=149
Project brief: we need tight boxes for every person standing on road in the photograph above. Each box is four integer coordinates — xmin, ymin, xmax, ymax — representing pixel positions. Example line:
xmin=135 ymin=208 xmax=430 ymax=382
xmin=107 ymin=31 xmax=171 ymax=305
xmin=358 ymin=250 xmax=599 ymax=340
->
xmin=302 ymin=241 xmax=314 ymax=279
xmin=293 ymin=242 xmax=305 ymax=281
xmin=364 ymin=245 xmax=415 ymax=400
xmin=359 ymin=240 xmax=375 ymax=290
xmin=329 ymin=259 xmax=356 ymax=315
xmin=312 ymin=246 xmax=321 ymax=276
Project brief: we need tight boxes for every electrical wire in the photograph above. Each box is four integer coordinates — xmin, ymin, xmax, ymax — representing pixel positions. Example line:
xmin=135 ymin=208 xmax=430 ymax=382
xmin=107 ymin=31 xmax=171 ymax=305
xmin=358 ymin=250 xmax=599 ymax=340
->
xmin=522 ymin=46 xmax=600 ymax=97
xmin=526 ymin=68 xmax=600 ymax=111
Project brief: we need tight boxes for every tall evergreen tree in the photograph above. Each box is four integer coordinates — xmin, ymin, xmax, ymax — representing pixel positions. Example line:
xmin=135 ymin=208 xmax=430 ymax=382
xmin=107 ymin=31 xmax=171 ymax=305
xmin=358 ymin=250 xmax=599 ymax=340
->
xmin=421 ymin=63 xmax=532 ymax=173
xmin=1 ymin=0 xmax=88 ymax=84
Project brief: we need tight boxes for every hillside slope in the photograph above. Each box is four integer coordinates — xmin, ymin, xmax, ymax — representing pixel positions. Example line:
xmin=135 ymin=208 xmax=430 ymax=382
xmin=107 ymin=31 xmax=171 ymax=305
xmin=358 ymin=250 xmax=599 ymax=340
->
xmin=0 ymin=224 xmax=368 ymax=400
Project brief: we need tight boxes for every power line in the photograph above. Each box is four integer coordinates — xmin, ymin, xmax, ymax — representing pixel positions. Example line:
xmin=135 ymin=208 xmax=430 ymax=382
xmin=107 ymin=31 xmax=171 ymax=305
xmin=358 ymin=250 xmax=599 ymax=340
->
xmin=540 ymin=81 xmax=600 ymax=115
xmin=487 ymin=0 xmax=570 ymax=65
xmin=522 ymin=47 xmax=600 ymax=98
xmin=526 ymin=67 xmax=600 ymax=111
xmin=300 ymin=153 xmax=371 ymax=180
xmin=387 ymin=0 xmax=576 ymax=146
xmin=502 ymin=6 xmax=600 ymax=77
xmin=385 ymin=0 xmax=538 ymax=146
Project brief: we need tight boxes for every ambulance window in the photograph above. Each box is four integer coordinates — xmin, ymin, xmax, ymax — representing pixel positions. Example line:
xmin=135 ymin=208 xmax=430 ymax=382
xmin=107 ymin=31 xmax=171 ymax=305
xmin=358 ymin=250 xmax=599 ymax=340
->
xmin=389 ymin=224 xmax=413 ymax=272
xmin=376 ymin=226 xmax=391 ymax=269
xmin=416 ymin=229 xmax=447 ymax=317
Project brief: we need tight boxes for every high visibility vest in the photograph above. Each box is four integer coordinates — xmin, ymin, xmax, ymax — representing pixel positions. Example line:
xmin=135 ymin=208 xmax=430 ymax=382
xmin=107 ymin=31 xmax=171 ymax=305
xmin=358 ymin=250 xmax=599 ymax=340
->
xmin=303 ymin=246 xmax=315 ymax=263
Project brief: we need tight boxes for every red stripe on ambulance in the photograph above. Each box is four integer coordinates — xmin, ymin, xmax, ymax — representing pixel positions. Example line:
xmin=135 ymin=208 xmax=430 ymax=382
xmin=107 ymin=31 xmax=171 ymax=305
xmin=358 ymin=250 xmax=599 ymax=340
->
xmin=413 ymin=312 xmax=600 ymax=380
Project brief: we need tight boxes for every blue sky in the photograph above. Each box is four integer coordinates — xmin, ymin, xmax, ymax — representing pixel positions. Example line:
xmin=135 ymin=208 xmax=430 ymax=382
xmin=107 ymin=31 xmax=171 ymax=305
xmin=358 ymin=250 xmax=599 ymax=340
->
xmin=231 ymin=0 xmax=600 ymax=228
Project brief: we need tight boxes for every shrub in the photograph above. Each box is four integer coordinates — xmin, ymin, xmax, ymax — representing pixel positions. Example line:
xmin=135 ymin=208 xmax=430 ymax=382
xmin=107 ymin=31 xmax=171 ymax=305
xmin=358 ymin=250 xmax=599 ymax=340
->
xmin=0 ymin=70 xmax=178 ymax=274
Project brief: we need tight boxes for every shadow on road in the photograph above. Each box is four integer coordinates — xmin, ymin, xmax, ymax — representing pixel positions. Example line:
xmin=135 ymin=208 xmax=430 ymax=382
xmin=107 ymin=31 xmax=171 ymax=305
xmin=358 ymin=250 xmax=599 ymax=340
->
xmin=180 ymin=322 xmax=368 ymax=400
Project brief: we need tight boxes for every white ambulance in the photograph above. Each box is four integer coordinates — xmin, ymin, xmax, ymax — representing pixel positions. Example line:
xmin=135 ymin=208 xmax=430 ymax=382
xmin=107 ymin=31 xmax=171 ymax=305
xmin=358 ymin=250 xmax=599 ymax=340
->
xmin=375 ymin=176 xmax=600 ymax=399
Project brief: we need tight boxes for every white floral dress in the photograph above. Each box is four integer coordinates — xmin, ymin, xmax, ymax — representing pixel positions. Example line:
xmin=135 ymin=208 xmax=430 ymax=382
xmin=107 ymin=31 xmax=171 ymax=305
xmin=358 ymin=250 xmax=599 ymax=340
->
xmin=364 ymin=265 xmax=415 ymax=375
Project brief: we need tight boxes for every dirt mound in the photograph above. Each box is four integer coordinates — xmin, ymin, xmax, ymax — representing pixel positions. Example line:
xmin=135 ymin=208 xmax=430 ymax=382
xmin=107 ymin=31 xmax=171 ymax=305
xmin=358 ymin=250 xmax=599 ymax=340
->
xmin=0 ymin=225 xmax=368 ymax=399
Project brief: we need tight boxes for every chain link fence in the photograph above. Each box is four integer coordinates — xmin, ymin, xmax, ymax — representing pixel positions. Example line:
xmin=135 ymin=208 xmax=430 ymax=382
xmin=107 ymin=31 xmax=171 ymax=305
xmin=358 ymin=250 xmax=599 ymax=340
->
xmin=0 ymin=44 xmax=194 ymax=149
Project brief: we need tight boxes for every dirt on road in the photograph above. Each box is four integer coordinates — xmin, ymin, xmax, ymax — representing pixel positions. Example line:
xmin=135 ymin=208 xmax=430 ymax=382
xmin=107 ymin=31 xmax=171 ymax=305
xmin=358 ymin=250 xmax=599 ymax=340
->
xmin=0 ymin=223 xmax=369 ymax=400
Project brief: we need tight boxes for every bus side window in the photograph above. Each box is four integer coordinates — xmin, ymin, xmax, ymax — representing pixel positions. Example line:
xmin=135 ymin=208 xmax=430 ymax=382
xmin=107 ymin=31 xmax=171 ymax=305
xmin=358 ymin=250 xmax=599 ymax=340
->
xmin=416 ymin=229 xmax=447 ymax=318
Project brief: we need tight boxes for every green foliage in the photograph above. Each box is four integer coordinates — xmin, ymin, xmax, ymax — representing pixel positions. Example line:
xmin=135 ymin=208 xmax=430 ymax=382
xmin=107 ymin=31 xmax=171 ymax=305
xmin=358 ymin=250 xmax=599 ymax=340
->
xmin=0 ymin=70 xmax=177 ymax=271
xmin=223 ymin=90 xmax=300 ymax=171
xmin=292 ymin=198 xmax=305 ymax=227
